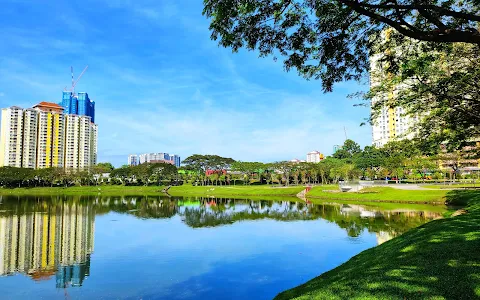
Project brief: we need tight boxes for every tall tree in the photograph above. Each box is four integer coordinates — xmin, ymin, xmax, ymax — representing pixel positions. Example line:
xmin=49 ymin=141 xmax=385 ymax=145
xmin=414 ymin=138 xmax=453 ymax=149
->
xmin=368 ymin=39 xmax=480 ymax=150
xmin=203 ymin=0 xmax=480 ymax=92
xmin=354 ymin=146 xmax=384 ymax=177
xmin=333 ymin=139 xmax=361 ymax=159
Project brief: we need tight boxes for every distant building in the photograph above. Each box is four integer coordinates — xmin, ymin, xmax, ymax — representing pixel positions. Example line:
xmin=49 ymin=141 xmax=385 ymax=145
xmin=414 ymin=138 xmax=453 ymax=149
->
xmin=22 ymin=108 xmax=39 ymax=169
xmin=64 ymin=114 xmax=97 ymax=170
xmin=34 ymin=102 xmax=65 ymax=169
xmin=61 ymin=91 xmax=95 ymax=123
xmin=0 ymin=106 xmax=25 ymax=168
xmin=0 ymin=102 xmax=97 ymax=170
xmin=290 ymin=158 xmax=306 ymax=164
xmin=306 ymin=151 xmax=324 ymax=163
xmin=171 ymin=154 xmax=181 ymax=167
xmin=132 ymin=152 xmax=181 ymax=167
xmin=128 ymin=154 xmax=138 ymax=166
xmin=370 ymin=29 xmax=417 ymax=147
xmin=333 ymin=145 xmax=342 ymax=153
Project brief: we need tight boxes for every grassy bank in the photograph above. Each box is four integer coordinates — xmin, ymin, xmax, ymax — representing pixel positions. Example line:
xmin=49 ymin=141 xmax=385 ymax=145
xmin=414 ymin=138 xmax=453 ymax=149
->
xmin=0 ymin=185 xmax=305 ymax=197
xmin=168 ymin=185 xmax=304 ymax=197
xmin=307 ymin=186 xmax=448 ymax=204
xmin=0 ymin=185 xmax=168 ymax=196
xmin=0 ymin=185 xmax=451 ymax=204
xmin=422 ymin=183 xmax=480 ymax=189
xmin=275 ymin=190 xmax=480 ymax=300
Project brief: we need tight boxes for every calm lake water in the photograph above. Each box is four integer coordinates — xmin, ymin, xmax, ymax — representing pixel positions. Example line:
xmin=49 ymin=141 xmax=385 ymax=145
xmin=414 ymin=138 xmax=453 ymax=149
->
xmin=0 ymin=195 xmax=444 ymax=299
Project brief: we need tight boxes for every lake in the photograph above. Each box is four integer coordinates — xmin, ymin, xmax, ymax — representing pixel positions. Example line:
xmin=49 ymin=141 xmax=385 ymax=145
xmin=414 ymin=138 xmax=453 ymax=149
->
xmin=0 ymin=195 xmax=444 ymax=299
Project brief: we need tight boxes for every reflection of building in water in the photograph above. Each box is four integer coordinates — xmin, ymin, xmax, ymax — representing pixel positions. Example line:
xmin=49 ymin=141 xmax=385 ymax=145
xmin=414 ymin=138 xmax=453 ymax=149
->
xmin=0 ymin=203 xmax=95 ymax=288
xmin=376 ymin=231 xmax=394 ymax=245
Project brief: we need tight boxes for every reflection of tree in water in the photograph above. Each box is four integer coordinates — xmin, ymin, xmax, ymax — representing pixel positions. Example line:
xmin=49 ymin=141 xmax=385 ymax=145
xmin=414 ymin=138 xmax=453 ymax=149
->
xmin=307 ymin=204 xmax=441 ymax=237
xmin=177 ymin=198 xmax=442 ymax=238
xmin=96 ymin=196 xmax=178 ymax=219
xmin=178 ymin=197 xmax=318 ymax=228
xmin=0 ymin=195 xmax=443 ymax=239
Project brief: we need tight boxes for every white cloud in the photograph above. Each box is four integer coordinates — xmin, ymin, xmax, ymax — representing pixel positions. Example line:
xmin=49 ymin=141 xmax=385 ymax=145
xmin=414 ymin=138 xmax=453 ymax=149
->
xmin=97 ymin=89 xmax=371 ymax=165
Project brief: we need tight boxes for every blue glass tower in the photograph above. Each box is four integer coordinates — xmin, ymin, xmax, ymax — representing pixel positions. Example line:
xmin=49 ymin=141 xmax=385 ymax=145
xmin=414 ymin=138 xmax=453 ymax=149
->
xmin=61 ymin=91 xmax=95 ymax=123
xmin=77 ymin=92 xmax=88 ymax=116
xmin=62 ymin=91 xmax=76 ymax=114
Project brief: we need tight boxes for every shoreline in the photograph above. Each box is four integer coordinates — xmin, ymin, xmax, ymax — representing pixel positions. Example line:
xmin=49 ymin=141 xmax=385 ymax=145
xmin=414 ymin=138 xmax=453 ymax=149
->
xmin=275 ymin=189 xmax=480 ymax=299
xmin=0 ymin=185 xmax=449 ymax=204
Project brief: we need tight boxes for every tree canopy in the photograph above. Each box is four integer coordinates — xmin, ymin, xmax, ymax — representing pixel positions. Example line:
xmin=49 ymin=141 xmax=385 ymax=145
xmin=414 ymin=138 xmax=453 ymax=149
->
xmin=182 ymin=154 xmax=236 ymax=173
xmin=368 ymin=36 xmax=480 ymax=150
xmin=203 ymin=0 xmax=480 ymax=92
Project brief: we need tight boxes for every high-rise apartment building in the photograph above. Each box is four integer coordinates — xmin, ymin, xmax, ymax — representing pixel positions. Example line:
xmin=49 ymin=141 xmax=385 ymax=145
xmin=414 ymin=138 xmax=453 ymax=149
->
xmin=64 ymin=115 xmax=80 ymax=170
xmin=370 ymin=29 xmax=418 ymax=147
xmin=306 ymin=151 xmax=324 ymax=163
xmin=61 ymin=91 xmax=95 ymax=123
xmin=131 ymin=152 xmax=181 ymax=167
xmin=171 ymin=154 xmax=181 ymax=168
xmin=78 ymin=116 xmax=91 ymax=170
xmin=22 ymin=109 xmax=38 ymax=169
xmin=33 ymin=102 xmax=65 ymax=169
xmin=371 ymin=105 xmax=417 ymax=147
xmin=0 ymin=102 xmax=97 ymax=170
xmin=77 ymin=92 xmax=95 ymax=123
xmin=0 ymin=107 xmax=25 ymax=168
xmin=128 ymin=154 xmax=138 ymax=166
xmin=64 ymin=114 xmax=96 ymax=170
xmin=90 ymin=123 xmax=98 ymax=167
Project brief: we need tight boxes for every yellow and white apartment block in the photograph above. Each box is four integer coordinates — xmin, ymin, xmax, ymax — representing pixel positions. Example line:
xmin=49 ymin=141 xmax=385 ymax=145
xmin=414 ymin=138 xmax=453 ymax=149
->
xmin=0 ymin=104 xmax=97 ymax=170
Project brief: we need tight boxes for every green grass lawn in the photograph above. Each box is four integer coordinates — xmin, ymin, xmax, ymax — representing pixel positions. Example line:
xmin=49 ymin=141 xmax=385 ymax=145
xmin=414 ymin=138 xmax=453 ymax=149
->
xmin=422 ymin=183 xmax=480 ymax=189
xmin=307 ymin=186 xmax=448 ymax=204
xmin=0 ymin=185 xmax=305 ymax=197
xmin=168 ymin=185 xmax=305 ymax=197
xmin=0 ymin=185 xmax=168 ymax=196
xmin=275 ymin=189 xmax=480 ymax=300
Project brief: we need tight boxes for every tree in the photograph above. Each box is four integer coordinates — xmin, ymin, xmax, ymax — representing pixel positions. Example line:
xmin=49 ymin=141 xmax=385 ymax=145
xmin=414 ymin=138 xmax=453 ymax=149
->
xmin=97 ymin=162 xmax=115 ymax=171
xmin=405 ymin=156 xmax=437 ymax=182
xmin=271 ymin=161 xmax=295 ymax=186
xmin=332 ymin=149 xmax=352 ymax=160
xmin=150 ymin=163 xmax=178 ymax=185
xmin=368 ymin=40 xmax=480 ymax=150
xmin=203 ymin=0 xmax=480 ymax=92
xmin=354 ymin=146 xmax=384 ymax=178
xmin=110 ymin=166 xmax=131 ymax=184
xmin=183 ymin=154 xmax=236 ymax=173
xmin=91 ymin=163 xmax=115 ymax=185
xmin=333 ymin=139 xmax=361 ymax=159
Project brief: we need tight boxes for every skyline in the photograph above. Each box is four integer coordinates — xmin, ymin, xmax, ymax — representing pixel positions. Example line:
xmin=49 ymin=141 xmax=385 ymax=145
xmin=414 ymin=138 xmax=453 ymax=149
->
xmin=0 ymin=0 xmax=372 ymax=167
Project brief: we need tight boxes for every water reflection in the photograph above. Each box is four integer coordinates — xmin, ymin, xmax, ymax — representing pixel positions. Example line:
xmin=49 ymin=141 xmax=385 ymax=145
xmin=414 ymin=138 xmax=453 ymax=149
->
xmin=0 ymin=195 xmax=443 ymax=293
xmin=0 ymin=200 xmax=94 ymax=288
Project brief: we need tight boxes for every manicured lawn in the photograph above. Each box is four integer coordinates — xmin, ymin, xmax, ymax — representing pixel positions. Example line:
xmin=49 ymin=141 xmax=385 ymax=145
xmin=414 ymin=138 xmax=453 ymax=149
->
xmin=0 ymin=185 xmax=167 ymax=196
xmin=307 ymin=186 xmax=448 ymax=204
xmin=422 ymin=183 xmax=480 ymax=189
xmin=168 ymin=185 xmax=305 ymax=197
xmin=0 ymin=185 xmax=305 ymax=197
xmin=275 ymin=190 xmax=480 ymax=300
xmin=0 ymin=185 xmax=450 ymax=204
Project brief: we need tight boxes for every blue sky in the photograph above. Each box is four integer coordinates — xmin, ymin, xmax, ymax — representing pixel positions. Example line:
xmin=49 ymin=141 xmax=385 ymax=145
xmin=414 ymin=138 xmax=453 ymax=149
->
xmin=0 ymin=0 xmax=372 ymax=166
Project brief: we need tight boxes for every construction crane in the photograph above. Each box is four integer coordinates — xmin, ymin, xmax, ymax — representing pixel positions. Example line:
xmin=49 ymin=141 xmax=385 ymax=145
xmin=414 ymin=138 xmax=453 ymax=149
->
xmin=64 ymin=65 xmax=88 ymax=96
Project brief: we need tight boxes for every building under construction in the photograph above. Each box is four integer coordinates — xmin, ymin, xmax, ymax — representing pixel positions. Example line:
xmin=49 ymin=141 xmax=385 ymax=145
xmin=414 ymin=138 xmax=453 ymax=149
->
xmin=61 ymin=66 xmax=95 ymax=123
